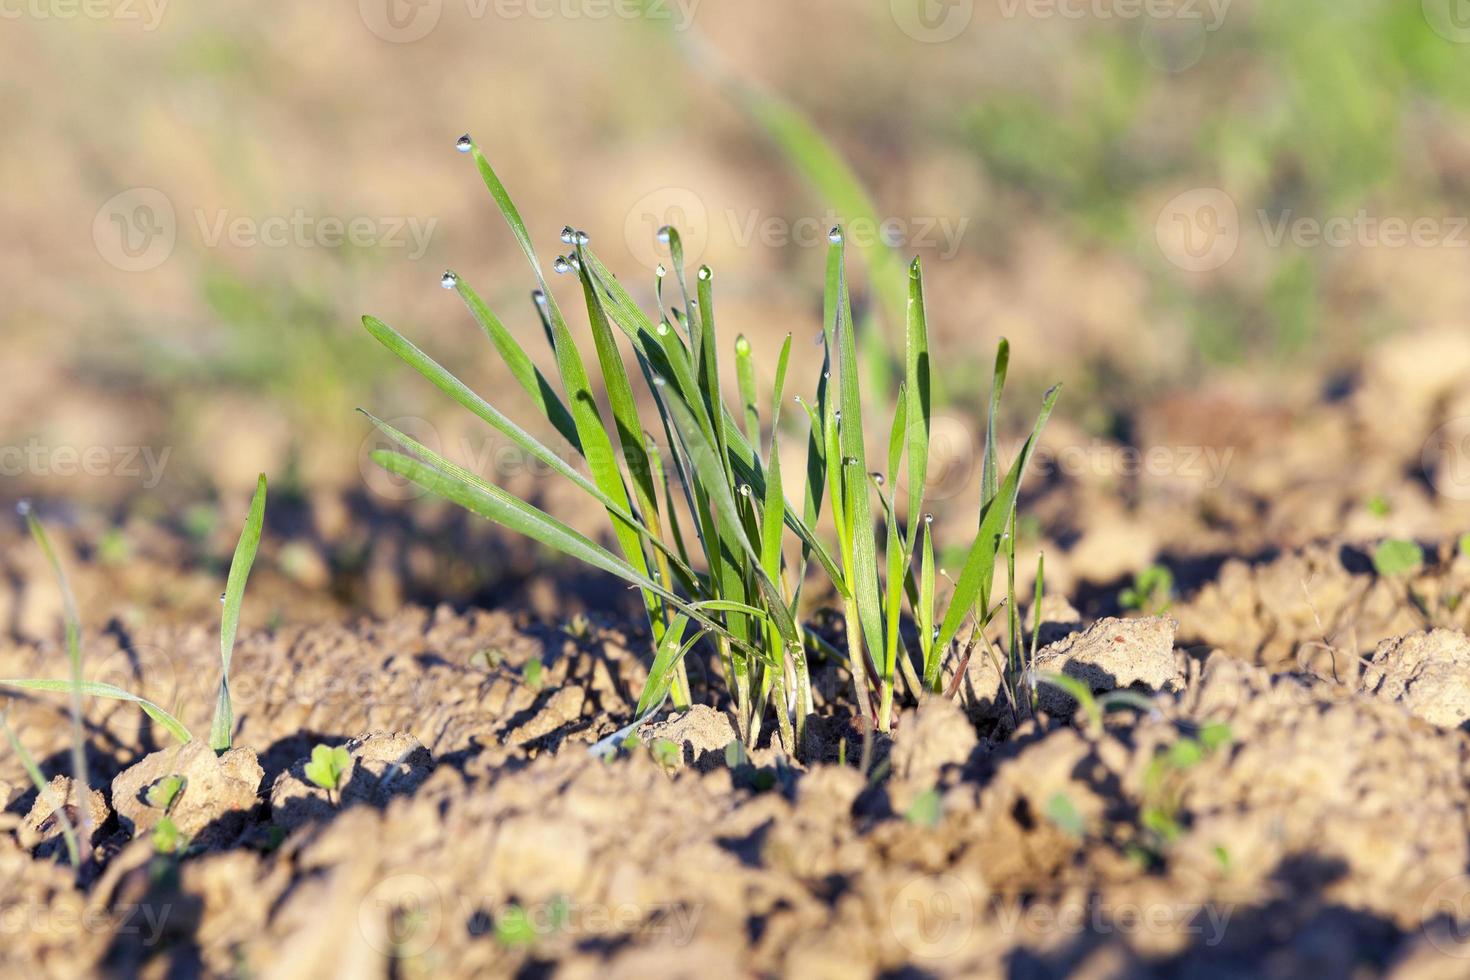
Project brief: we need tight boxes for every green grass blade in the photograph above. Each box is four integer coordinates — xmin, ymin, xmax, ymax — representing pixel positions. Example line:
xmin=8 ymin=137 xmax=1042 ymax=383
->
xmin=0 ymin=679 xmax=192 ymax=745
xmin=209 ymin=475 xmax=265 ymax=752
xmin=735 ymin=334 xmax=760 ymax=451
xmin=931 ymin=383 xmax=1060 ymax=679
xmin=1 ymin=713 xmax=78 ymax=867
xmin=905 ymin=257 xmax=931 ymax=546
xmin=22 ymin=508 xmax=92 ymax=858
xmin=981 ymin=340 xmax=1011 ymax=510
xmin=832 ymin=236 xmax=885 ymax=685
xmin=451 ymin=276 xmax=580 ymax=451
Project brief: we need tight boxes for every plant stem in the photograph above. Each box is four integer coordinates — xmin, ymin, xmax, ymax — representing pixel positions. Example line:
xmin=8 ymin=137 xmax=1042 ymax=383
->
xmin=843 ymin=594 xmax=876 ymax=729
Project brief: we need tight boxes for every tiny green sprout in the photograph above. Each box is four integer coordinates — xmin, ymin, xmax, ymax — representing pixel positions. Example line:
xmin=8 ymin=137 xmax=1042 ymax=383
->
xmin=304 ymin=744 xmax=351 ymax=795
xmin=564 ymin=613 xmax=592 ymax=642
xmin=724 ymin=740 xmax=749 ymax=769
xmin=1372 ymin=538 xmax=1423 ymax=577
xmin=650 ymin=738 xmax=680 ymax=768
xmin=152 ymin=816 xmax=184 ymax=855
xmin=1366 ymin=493 xmax=1392 ymax=518
xmin=495 ymin=905 xmax=538 ymax=948
xmin=146 ymin=774 xmax=186 ymax=813
xmin=904 ymin=787 xmax=943 ymax=827
xmin=522 ymin=656 xmax=544 ymax=692
xmin=1459 ymin=533 xmax=1470 ymax=560
xmin=469 ymin=647 xmax=504 ymax=671
xmin=1120 ymin=564 xmax=1174 ymax=614
xmin=1044 ymin=791 xmax=1086 ymax=839
xmin=1213 ymin=844 xmax=1232 ymax=875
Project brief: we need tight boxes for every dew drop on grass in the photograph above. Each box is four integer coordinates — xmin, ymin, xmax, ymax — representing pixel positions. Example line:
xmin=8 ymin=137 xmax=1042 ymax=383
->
xmin=923 ymin=513 xmax=934 ymax=524
xmin=738 ymin=484 xmax=751 ymax=497
xmin=219 ymin=592 xmax=227 ymax=603
xmin=697 ymin=265 xmax=712 ymax=282
xmin=575 ymin=230 xmax=589 ymax=246
xmin=455 ymin=134 xmax=473 ymax=153
xmin=656 ymin=321 xmax=670 ymax=336
xmin=735 ymin=334 xmax=750 ymax=355
xmin=871 ymin=472 xmax=885 ymax=486
xmin=560 ymin=226 xmax=576 ymax=245
xmin=16 ymin=500 xmax=31 ymax=517
xmin=568 ymin=253 xmax=582 ymax=272
xmin=828 ymin=226 xmax=843 ymax=244
xmin=553 ymin=256 xmax=572 ymax=275
xmin=843 ymin=456 xmax=859 ymax=467
xmin=655 ymin=264 xmax=667 ymax=278
xmin=834 ymin=410 xmax=842 ymax=423
xmin=440 ymin=270 xmax=458 ymax=289
xmin=532 ymin=289 xmax=548 ymax=309
xmin=823 ymin=371 xmax=831 ymax=380
xmin=656 ymin=226 xmax=672 ymax=245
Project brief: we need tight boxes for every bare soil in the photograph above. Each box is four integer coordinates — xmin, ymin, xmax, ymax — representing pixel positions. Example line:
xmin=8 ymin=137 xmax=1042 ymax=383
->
xmin=6 ymin=328 xmax=1470 ymax=977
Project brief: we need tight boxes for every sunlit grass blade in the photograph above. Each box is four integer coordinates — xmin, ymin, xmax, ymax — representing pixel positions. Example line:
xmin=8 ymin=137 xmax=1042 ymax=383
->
xmin=22 ymin=508 xmax=92 ymax=859
xmin=831 ymin=235 xmax=885 ymax=723
xmin=209 ymin=474 xmax=266 ymax=752
xmin=735 ymin=333 xmax=760 ymax=451
xmin=0 ymin=679 xmax=192 ymax=745
xmin=1 ymin=712 xmax=78 ymax=867
xmin=981 ymin=339 xmax=1011 ymax=509
xmin=931 ymin=383 xmax=1060 ymax=683
xmin=450 ymin=276 xmax=581 ymax=451
xmin=904 ymin=257 xmax=931 ymax=547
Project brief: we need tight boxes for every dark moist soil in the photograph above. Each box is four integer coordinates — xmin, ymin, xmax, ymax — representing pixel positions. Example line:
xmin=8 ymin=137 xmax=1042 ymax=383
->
xmin=5 ymin=327 xmax=1470 ymax=977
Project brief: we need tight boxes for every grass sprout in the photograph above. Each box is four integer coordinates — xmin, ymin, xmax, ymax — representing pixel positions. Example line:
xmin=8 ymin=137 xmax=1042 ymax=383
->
xmin=3 ymin=478 xmax=267 ymax=773
xmin=364 ymin=138 xmax=1058 ymax=751
xmin=0 ymin=711 xmax=79 ymax=867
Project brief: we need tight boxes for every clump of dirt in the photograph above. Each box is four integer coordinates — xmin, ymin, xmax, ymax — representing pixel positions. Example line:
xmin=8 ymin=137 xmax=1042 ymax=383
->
xmin=270 ymin=730 xmax=433 ymax=831
xmin=1361 ymin=629 xmax=1470 ymax=729
xmin=111 ymin=741 xmax=263 ymax=847
xmin=19 ymin=775 xmax=109 ymax=857
xmin=637 ymin=705 xmax=739 ymax=771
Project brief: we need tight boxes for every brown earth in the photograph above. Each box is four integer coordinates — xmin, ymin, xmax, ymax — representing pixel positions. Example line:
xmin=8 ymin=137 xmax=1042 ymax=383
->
xmin=5 ymin=327 xmax=1470 ymax=977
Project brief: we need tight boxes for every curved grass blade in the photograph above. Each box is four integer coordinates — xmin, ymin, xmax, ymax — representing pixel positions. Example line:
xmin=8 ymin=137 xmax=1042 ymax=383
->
xmin=22 ymin=508 xmax=92 ymax=859
xmin=0 ymin=679 xmax=192 ymax=745
xmin=905 ymin=257 xmax=931 ymax=547
xmin=209 ymin=474 xmax=266 ymax=752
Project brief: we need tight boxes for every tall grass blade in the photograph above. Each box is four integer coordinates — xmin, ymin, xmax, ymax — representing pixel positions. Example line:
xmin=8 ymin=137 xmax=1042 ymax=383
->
xmin=1 ymin=713 xmax=78 ymax=867
xmin=209 ymin=474 xmax=266 ymax=752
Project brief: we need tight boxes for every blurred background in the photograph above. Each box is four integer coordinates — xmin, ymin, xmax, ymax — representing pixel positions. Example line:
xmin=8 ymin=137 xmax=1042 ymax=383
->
xmin=5 ymin=0 xmax=1470 ymax=630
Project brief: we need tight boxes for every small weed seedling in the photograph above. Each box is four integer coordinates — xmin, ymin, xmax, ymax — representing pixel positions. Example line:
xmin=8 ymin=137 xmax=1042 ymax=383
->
xmin=0 ymin=711 xmax=80 ymax=866
xmin=1035 ymin=672 xmax=1159 ymax=738
xmin=1135 ymin=722 xmax=1233 ymax=863
xmin=304 ymin=744 xmax=351 ymax=801
xmin=147 ymin=774 xmax=189 ymax=855
xmin=1120 ymin=564 xmax=1174 ymax=615
xmin=364 ymin=137 xmax=1058 ymax=751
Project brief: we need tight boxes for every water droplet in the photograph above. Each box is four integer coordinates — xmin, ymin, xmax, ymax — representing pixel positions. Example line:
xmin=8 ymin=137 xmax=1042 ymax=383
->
xmin=560 ymin=226 xmax=576 ymax=245
xmin=656 ymin=226 xmax=672 ymax=245
xmin=575 ymin=230 xmax=590 ymax=246
xmin=870 ymin=472 xmax=885 ymax=486
xmin=532 ymin=289 xmax=548 ymax=308
xmin=656 ymin=321 xmax=670 ymax=336
xmin=793 ymin=394 xmax=804 ymax=405
xmin=652 ymin=374 xmax=668 ymax=387
xmin=843 ymin=456 xmax=859 ymax=466
xmin=834 ymin=410 xmax=842 ymax=423
xmin=219 ymin=592 xmax=227 ymax=603
xmin=931 ymin=626 xmax=941 ymax=640
xmin=440 ymin=270 xmax=458 ymax=289
xmin=828 ymin=226 xmax=843 ymax=244
xmin=553 ymin=256 xmax=572 ymax=275
xmin=455 ymin=134 xmax=473 ymax=153
xmin=738 ymin=484 xmax=751 ymax=497
xmin=16 ymin=500 xmax=31 ymax=517
xmin=655 ymin=263 xmax=667 ymax=278
xmin=822 ymin=371 xmax=831 ymax=380
xmin=923 ymin=513 xmax=934 ymax=524
xmin=568 ymin=253 xmax=582 ymax=272
xmin=697 ymin=265 xmax=712 ymax=282
xmin=735 ymin=334 xmax=750 ymax=355
xmin=909 ymin=256 xmax=922 ymax=275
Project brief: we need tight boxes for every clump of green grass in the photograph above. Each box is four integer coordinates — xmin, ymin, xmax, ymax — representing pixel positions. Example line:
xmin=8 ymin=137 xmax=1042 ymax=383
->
xmin=2 ymin=478 xmax=268 ymax=867
xmin=364 ymin=137 xmax=1058 ymax=752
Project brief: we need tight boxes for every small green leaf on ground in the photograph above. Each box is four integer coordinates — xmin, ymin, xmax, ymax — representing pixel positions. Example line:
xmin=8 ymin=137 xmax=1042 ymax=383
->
xmin=304 ymin=744 xmax=351 ymax=792
xmin=905 ymin=787 xmax=943 ymax=827
xmin=1373 ymin=538 xmax=1423 ymax=577
xmin=1045 ymin=791 xmax=1086 ymax=838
